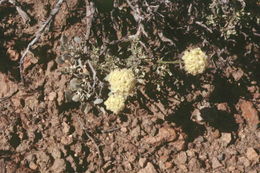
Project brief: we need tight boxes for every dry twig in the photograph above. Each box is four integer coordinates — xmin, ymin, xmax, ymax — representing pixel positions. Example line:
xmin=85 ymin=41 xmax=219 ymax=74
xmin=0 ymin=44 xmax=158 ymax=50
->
xmin=0 ymin=0 xmax=31 ymax=23
xmin=0 ymin=89 xmax=18 ymax=102
xmin=195 ymin=21 xmax=213 ymax=33
xmin=85 ymin=0 xmax=95 ymax=40
xmin=8 ymin=0 xmax=31 ymax=23
xmin=76 ymin=115 xmax=104 ymax=172
xmin=19 ymin=0 xmax=65 ymax=84
xmin=126 ymin=0 xmax=148 ymax=39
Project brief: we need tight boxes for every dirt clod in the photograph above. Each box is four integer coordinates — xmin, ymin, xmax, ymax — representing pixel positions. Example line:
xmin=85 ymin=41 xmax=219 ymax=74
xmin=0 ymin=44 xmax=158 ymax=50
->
xmin=239 ymin=100 xmax=259 ymax=129
xmin=246 ymin=148 xmax=259 ymax=161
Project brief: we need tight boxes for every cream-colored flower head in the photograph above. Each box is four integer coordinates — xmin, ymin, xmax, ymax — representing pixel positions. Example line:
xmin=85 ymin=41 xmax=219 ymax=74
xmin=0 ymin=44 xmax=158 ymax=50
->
xmin=106 ymin=68 xmax=136 ymax=95
xmin=182 ymin=48 xmax=208 ymax=75
xmin=104 ymin=94 xmax=126 ymax=114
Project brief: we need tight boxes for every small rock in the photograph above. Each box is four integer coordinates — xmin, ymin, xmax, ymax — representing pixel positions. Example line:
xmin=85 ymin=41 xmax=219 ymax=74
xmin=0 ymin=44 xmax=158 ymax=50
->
xmin=159 ymin=155 xmax=169 ymax=163
xmin=121 ymin=127 xmax=128 ymax=133
xmin=51 ymin=159 xmax=66 ymax=173
xmin=48 ymin=92 xmax=57 ymax=101
xmin=50 ymin=147 xmax=61 ymax=159
xmin=239 ymin=100 xmax=259 ymax=129
xmin=6 ymin=47 xmax=19 ymax=61
xmin=0 ymin=73 xmax=18 ymax=98
xmin=176 ymin=151 xmax=187 ymax=164
xmin=179 ymin=164 xmax=188 ymax=172
xmin=212 ymin=129 xmax=220 ymax=139
xmin=232 ymin=69 xmax=244 ymax=81
xmin=186 ymin=150 xmax=195 ymax=157
xmin=228 ymin=166 xmax=236 ymax=171
xmin=191 ymin=109 xmax=204 ymax=125
xmin=164 ymin=162 xmax=173 ymax=169
xmin=130 ymin=126 xmax=141 ymax=138
xmin=247 ymin=86 xmax=257 ymax=93
xmin=170 ymin=139 xmax=186 ymax=151
xmin=221 ymin=133 xmax=232 ymax=146
xmin=238 ymin=156 xmax=250 ymax=167
xmin=246 ymin=147 xmax=259 ymax=161
xmin=138 ymin=162 xmax=157 ymax=173
xmin=199 ymin=153 xmax=208 ymax=161
xmin=139 ymin=158 xmax=147 ymax=168
xmin=123 ymin=162 xmax=133 ymax=171
xmin=188 ymin=158 xmax=201 ymax=171
xmin=66 ymin=155 xmax=76 ymax=170
xmin=145 ymin=126 xmax=177 ymax=144
xmin=29 ymin=162 xmax=38 ymax=170
xmin=62 ymin=122 xmax=70 ymax=134
xmin=217 ymin=153 xmax=225 ymax=161
xmin=131 ymin=118 xmax=139 ymax=127
xmin=217 ymin=103 xmax=230 ymax=112
xmin=211 ymin=157 xmax=222 ymax=169
xmin=61 ymin=135 xmax=73 ymax=145
xmin=128 ymin=154 xmax=136 ymax=163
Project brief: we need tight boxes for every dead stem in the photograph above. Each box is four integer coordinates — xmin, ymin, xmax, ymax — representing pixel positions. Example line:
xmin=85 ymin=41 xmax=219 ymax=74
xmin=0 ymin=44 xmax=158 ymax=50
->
xmin=76 ymin=115 xmax=104 ymax=172
xmin=19 ymin=0 xmax=65 ymax=84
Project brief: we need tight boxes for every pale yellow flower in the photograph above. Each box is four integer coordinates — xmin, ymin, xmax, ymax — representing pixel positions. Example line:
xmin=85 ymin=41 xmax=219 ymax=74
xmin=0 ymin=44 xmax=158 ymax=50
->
xmin=182 ymin=48 xmax=208 ymax=75
xmin=106 ymin=68 xmax=136 ymax=95
xmin=104 ymin=94 xmax=126 ymax=114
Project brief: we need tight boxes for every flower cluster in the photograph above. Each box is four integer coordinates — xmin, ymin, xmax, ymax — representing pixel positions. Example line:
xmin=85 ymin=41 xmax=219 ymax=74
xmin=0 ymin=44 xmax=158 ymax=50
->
xmin=106 ymin=68 xmax=136 ymax=95
xmin=182 ymin=48 xmax=208 ymax=75
xmin=104 ymin=68 xmax=136 ymax=114
xmin=104 ymin=94 xmax=126 ymax=114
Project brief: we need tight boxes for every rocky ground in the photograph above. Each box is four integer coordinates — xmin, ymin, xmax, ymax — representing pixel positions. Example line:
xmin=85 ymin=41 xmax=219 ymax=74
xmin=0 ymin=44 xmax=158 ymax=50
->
xmin=0 ymin=0 xmax=259 ymax=172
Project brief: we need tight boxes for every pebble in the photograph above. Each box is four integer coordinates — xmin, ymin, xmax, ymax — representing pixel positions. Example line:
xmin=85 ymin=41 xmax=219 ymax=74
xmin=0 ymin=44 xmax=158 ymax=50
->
xmin=179 ymin=164 xmax=188 ymax=172
xmin=50 ymin=159 xmax=66 ymax=172
xmin=123 ymin=162 xmax=133 ymax=171
xmin=221 ymin=133 xmax=232 ymax=146
xmin=139 ymin=158 xmax=147 ymax=168
xmin=48 ymin=92 xmax=57 ymax=101
xmin=130 ymin=126 xmax=141 ymax=138
xmin=170 ymin=140 xmax=185 ymax=151
xmin=212 ymin=129 xmax=220 ymax=139
xmin=186 ymin=150 xmax=196 ymax=157
xmin=176 ymin=151 xmax=187 ymax=164
xmin=246 ymin=147 xmax=259 ymax=161
xmin=188 ymin=158 xmax=201 ymax=171
xmin=120 ymin=127 xmax=128 ymax=133
xmin=62 ymin=122 xmax=70 ymax=134
xmin=159 ymin=155 xmax=169 ymax=163
xmin=211 ymin=157 xmax=222 ymax=169
xmin=164 ymin=162 xmax=173 ymax=169
xmin=232 ymin=69 xmax=244 ymax=81
xmin=228 ymin=166 xmax=236 ymax=171
xmin=29 ymin=162 xmax=38 ymax=170
xmin=128 ymin=154 xmax=136 ymax=163
xmin=61 ymin=135 xmax=73 ymax=145
xmin=240 ymin=100 xmax=259 ymax=129
xmin=138 ymin=162 xmax=157 ymax=173
xmin=217 ymin=153 xmax=225 ymax=161
xmin=145 ymin=126 xmax=177 ymax=144
xmin=238 ymin=156 xmax=250 ymax=167
xmin=217 ymin=103 xmax=230 ymax=112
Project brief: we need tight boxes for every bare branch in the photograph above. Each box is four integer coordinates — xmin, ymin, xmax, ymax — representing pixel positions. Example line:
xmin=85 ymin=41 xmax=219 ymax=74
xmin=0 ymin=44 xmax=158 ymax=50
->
xmin=19 ymin=0 xmax=65 ymax=84
xmin=8 ymin=0 xmax=31 ymax=23
xmin=195 ymin=21 xmax=213 ymax=33
xmin=76 ymin=115 xmax=104 ymax=172
xmin=85 ymin=0 xmax=95 ymax=40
